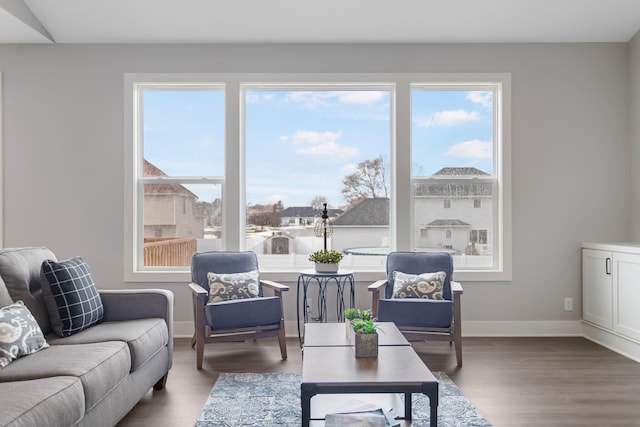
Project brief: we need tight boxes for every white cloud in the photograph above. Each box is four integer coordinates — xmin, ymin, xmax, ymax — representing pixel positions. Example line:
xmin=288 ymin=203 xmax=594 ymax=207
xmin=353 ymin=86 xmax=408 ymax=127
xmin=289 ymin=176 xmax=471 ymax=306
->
xmin=415 ymin=109 xmax=480 ymax=128
xmin=466 ymin=91 xmax=493 ymax=109
xmin=286 ymin=91 xmax=387 ymax=107
xmin=246 ymin=93 xmax=275 ymax=105
xmin=433 ymin=109 xmax=480 ymax=126
xmin=341 ymin=163 xmax=359 ymax=175
xmin=290 ymin=130 xmax=342 ymax=145
xmin=297 ymin=141 xmax=358 ymax=160
xmin=335 ymin=91 xmax=387 ymax=105
xmin=282 ymin=130 xmax=358 ymax=162
xmin=445 ymin=139 xmax=492 ymax=159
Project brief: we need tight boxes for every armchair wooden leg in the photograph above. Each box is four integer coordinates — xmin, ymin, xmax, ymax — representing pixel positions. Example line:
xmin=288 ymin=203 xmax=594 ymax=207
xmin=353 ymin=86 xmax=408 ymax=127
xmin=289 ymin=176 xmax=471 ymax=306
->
xmin=196 ymin=335 xmax=204 ymax=370
xmin=455 ymin=336 xmax=462 ymax=367
xmin=278 ymin=320 xmax=287 ymax=360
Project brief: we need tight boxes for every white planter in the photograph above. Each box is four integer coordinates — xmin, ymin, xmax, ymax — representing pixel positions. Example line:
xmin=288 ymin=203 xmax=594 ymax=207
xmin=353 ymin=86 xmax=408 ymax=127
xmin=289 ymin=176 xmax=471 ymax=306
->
xmin=314 ymin=262 xmax=339 ymax=273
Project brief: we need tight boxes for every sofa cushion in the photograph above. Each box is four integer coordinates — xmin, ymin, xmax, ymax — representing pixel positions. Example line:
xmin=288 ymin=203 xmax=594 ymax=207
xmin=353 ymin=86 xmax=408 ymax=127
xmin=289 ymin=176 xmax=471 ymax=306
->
xmin=207 ymin=270 xmax=260 ymax=303
xmin=46 ymin=318 xmax=169 ymax=371
xmin=0 ymin=376 xmax=84 ymax=427
xmin=0 ymin=301 xmax=49 ymax=368
xmin=377 ymin=298 xmax=453 ymax=328
xmin=205 ymin=296 xmax=282 ymax=331
xmin=0 ymin=341 xmax=130 ymax=411
xmin=0 ymin=247 xmax=57 ymax=334
xmin=41 ymin=257 xmax=104 ymax=337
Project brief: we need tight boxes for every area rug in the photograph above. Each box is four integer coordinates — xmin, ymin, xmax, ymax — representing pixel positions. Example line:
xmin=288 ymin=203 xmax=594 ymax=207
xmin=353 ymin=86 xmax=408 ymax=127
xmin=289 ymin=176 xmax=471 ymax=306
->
xmin=195 ymin=372 xmax=492 ymax=427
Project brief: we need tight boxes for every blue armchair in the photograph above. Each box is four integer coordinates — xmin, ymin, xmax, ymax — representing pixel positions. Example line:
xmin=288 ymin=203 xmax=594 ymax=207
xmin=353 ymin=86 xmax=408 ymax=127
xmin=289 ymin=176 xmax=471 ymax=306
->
xmin=368 ymin=251 xmax=463 ymax=367
xmin=189 ymin=251 xmax=288 ymax=369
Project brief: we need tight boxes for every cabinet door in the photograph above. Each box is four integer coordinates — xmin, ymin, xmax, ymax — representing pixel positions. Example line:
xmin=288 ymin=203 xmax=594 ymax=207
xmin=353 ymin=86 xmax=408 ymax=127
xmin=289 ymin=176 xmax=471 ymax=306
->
xmin=613 ymin=252 xmax=640 ymax=341
xmin=582 ymin=249 xmax=613 ymax=329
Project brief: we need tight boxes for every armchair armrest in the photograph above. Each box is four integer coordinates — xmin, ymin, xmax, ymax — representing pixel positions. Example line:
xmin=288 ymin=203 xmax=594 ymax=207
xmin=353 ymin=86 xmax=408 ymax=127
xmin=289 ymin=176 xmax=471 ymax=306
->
xmin=261 ymin=280 xmax=288 ymax=314
xmin=368 ymin=279 xmax=388 ymax=292
xmin=451 ymin=281 xmax=463 ymax=294
xmin=189 ymin=282 xmax=208 ymax=298
xmin=261 ymin=279 xmax=290 ymax=295
xmin=368 ymin=279 xmax=388 ymax=318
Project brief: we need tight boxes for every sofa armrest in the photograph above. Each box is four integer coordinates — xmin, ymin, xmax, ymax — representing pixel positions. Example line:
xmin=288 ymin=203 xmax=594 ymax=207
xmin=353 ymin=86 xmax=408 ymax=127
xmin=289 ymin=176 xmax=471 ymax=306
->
xmin=100 ymin=289 xmax=174 ymax=324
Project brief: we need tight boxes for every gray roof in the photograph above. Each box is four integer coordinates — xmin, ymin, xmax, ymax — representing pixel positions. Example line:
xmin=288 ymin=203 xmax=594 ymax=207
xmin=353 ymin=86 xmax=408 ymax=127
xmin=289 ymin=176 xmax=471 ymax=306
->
xmin=434 ymin=167 xmax=490 ymax=176
xmin=426 ymin=219 xmax=471 ymax=227
xmin=279 ymin=206 xmax=343 ymax=218
xmin=333 ymin=198 xmax=389 ymax=226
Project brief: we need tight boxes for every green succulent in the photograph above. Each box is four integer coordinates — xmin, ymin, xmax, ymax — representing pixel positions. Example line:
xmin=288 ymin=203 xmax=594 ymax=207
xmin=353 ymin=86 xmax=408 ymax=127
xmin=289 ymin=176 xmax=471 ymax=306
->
xmin=351 ymin=318 xmax=378 ymax=334
xmin=344 ymin=308 xmax=372 ymax=321
xmin=308 ymin=249 xmax=344 ymax=264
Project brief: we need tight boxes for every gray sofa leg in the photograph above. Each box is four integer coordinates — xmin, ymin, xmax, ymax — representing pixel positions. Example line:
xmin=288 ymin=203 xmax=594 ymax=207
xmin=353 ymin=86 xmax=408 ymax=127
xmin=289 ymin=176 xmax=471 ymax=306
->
xmin=153 ymin=373 xmax=169 ymax=390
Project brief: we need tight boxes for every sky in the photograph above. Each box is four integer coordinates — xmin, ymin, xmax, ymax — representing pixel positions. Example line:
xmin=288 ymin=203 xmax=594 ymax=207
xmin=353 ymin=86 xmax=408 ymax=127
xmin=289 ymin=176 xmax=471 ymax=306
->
xmin=142 ymin=87 xmax=494 ymax=208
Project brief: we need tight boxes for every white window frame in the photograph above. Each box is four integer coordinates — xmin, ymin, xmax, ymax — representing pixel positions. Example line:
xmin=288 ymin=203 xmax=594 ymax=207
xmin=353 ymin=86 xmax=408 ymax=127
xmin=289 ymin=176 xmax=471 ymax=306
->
xmin=409 ymin=79 xmax=511 ymax=281
xmin=0 ymin=71 xmax=3 ymax=248
xmin=125 ymin=73 xmax=511 ymax=283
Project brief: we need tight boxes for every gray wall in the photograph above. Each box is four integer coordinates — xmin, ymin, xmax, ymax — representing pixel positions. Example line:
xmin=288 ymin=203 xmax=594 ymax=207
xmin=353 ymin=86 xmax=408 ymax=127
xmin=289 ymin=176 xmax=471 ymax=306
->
xmin=631 ymin=32 xmax=640 ymax=240
xmin=0 ymin=43 xmax=632 ymax=335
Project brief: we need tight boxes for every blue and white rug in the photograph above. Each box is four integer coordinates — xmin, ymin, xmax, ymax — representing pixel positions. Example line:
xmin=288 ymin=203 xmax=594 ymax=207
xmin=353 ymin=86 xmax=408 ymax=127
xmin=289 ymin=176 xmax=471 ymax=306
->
xmin=195 ymin=372 xmax=492 ymax=427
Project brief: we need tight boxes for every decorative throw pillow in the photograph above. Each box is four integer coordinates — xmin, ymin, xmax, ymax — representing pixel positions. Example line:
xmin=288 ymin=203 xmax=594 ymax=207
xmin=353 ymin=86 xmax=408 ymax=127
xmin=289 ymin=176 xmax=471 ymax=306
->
xmin=0 ymin=301 xmax=49 ymax=368
xmin=392 ymin=271 xmax=447 ymax=300
xmin=40 ymin=257 xmax=104 ymax=337
xmin=207 ymin=270 xmax=260 ymax=304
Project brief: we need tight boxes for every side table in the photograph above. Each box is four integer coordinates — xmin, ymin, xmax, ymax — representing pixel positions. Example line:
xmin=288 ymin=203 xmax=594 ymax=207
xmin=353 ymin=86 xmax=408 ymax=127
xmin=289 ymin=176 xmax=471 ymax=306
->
xmin=296 ymin=269 xmax=354 ymax=345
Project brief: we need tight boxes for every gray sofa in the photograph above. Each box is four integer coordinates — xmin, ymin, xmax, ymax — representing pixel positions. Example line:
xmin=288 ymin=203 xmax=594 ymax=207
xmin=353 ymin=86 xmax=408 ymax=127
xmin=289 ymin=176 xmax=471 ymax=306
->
xmin=0 ymin=247 xmax=173 ymax=427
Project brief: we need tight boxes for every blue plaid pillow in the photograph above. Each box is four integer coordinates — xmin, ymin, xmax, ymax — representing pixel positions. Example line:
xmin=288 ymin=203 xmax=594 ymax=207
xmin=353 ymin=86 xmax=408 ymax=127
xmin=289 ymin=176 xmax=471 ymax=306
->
xmin=40 ymin=257 xmax=104 ymax=337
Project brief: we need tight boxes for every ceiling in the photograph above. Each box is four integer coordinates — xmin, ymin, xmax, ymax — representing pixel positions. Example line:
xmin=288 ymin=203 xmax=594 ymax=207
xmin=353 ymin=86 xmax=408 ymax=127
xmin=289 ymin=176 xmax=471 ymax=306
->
xmin=1 ymin=0 xmax=640 ymax=45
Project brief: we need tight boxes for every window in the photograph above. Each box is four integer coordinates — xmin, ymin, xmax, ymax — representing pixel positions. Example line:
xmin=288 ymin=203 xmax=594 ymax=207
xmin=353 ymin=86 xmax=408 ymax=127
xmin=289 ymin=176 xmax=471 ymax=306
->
xmin=244 ymin=86 xmax=391 ymax=270
xmin=411 ymin=81 xmax=510 ymax=278
xmin=126 ymin=73 xmax=510 ymax=282
xmin=126 ymin=82 xmax=225 ymax=275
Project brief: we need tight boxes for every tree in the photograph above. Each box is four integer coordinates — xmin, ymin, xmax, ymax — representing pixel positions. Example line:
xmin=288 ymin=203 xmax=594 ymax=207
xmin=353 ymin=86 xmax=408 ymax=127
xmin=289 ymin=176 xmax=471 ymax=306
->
xmin=341 ymin=156 xmax=388 ymax=205
xmin=310 ymin=196 xmax=328 ymax=210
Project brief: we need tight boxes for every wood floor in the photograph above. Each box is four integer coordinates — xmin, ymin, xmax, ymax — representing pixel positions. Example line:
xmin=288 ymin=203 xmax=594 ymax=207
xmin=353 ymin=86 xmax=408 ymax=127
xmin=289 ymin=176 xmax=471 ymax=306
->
xmin=117 ymin=336 xmax=640 ymax=426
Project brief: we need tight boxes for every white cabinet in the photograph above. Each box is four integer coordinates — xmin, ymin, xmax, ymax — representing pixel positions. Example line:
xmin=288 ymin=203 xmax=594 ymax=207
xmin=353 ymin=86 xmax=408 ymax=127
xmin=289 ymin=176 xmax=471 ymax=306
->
xmin=582 ymin=243 xmax=640 ymax=361
xmin=582 ymin=249 xmax=612 ymax=329
xmin=612 ymin=251 xmax=640 ymax=341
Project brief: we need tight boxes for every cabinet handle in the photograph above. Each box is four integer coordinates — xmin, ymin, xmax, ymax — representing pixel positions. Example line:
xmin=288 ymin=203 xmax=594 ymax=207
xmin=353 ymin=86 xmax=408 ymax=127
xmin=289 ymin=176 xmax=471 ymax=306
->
xmin=606 ymin=257 xmax=611 ymax=275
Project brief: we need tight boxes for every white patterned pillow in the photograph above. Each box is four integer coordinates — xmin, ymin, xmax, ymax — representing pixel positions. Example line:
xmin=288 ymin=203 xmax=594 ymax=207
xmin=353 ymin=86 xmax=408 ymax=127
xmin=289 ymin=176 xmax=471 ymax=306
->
xmin=0 ymin=301 xmax=49 ymax=368
xmin=207 ymin=270 xmax=260 ymax=304
xmin=392 ymin=271 xmax=447 ymax=300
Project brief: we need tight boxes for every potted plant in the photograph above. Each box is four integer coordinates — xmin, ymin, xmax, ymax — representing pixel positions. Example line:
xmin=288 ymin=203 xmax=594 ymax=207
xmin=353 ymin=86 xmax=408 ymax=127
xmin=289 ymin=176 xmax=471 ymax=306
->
xmin=344 ymin=308 xmax=378 ymax=358
xmin=308 ymin=249 xmax=344 ymax=273
xmin=350 ymin=318 xmax=379 ymax=358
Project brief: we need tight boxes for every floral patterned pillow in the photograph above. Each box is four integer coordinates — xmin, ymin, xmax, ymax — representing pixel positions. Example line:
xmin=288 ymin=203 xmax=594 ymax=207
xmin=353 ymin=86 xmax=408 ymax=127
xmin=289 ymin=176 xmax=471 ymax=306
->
xmin=0 ymin=301 xmax=49 ymax=368
xmin=207 ymin=270 xmax=260 ymax=304
xmin=391 ymin=271 xmax=447 ymax=300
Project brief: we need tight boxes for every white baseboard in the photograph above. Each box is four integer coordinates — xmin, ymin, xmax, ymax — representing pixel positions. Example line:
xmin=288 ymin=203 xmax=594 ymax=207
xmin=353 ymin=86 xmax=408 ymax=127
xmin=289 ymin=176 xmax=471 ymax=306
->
xmin=174 ymin=321 xmax=194 ymax=338
xmin=174 ymin=320 xmax=584 ymax=339
xmin=174 ymin=320 xmax=585 ymax=339
xmin=461 ymin=320 xmax=583 ymax=337
xmin=582 ymin=321 xmax=640 ymax=363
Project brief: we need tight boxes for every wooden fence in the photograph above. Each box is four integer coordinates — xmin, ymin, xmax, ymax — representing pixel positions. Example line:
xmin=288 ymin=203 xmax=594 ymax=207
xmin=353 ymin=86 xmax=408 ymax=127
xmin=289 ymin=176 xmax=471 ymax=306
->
xmin=143 ymin=237 xmax=197 ymax=266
